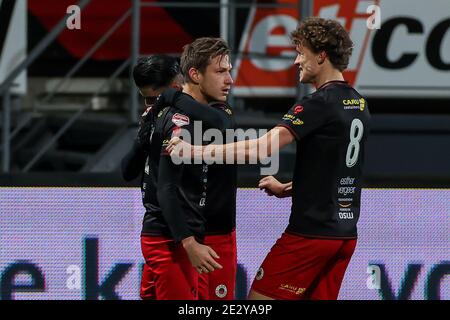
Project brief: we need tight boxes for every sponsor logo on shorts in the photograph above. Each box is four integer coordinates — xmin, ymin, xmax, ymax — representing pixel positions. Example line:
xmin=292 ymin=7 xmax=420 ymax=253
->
xmin=172 ymin=113 xmax=190 ymax=127
xmin=255 ymin=267 xmax=264 ymax=280
xmin=215 ymin=284 xmax=228 ymax=298
xmin=279 ymin=284 xmax=306 ymax=295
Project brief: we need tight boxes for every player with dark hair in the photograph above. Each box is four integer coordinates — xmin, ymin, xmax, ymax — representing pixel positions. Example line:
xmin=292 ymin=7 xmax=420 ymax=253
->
xmin=146 ymin=37 xmax=237 ymax=299
xmin=122 ymin=54 xmax=231 ymax=300
xmin=122 ymin=55 xmax=182 ymax=300
xmin=122 ymin=55 xmax=183 ymax=183
xmin=168 ymin=17 xmax=371 ymax=300
xmin=133 ymin=38 xmax=237 ymax=299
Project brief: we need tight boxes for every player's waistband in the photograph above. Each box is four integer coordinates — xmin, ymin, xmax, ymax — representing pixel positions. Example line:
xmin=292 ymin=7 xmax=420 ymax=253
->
xmin=285 ymin=228 xmax=358 ymax=240
xmin=204 ymin=227 xmax=236 ymax=236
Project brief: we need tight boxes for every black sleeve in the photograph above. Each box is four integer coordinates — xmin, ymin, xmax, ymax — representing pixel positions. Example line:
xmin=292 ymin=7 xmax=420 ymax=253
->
xmin=156 ymin=153 xmax=194 ymax=243
xmin=277 ymin=94 xmax=328 ymax=141
xmin=159 ymin=89 xmax=231 ymax=131
xmin=121 ymin=140 xmax=146 ymax=181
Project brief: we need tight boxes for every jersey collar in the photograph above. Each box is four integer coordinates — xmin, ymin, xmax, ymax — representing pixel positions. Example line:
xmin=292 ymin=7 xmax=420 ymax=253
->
xmin=317 ymin=80 xmax=349 ymax=90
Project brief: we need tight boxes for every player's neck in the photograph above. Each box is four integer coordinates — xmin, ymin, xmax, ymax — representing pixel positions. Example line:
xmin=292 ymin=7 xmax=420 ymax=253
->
xmin=182 ymin=83 xmax=208 ymax=104
xmin=313 ymin=67 xmax=344 ymax=89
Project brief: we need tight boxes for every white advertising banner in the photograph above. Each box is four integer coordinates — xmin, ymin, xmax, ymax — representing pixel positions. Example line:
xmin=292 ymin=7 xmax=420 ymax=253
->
xmin=0 ymin=188 xmax=448 ymax=300
xmin=233 ymin=0 xmax=450 ymax=98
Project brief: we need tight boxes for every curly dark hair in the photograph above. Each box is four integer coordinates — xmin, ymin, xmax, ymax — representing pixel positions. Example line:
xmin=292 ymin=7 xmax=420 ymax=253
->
xmin=291 ymin=17 xmax=353 ymax=71
xmin=181 ymin=37 xmax=230 ymax=83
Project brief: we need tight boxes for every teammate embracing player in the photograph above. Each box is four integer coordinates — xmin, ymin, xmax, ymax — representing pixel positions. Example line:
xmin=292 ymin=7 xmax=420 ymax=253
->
xmin=168 ymin=17 xmax=371 ymax=300
xmin=129 ymin=38 xmax=237 ymax=300
xmin=123 ymin=49 xmax=236 ymax=300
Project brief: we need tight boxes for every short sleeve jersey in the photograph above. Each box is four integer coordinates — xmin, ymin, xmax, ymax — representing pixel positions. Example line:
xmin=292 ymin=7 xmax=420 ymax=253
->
xmin=277 ymin=81 xmax=371 ymax=239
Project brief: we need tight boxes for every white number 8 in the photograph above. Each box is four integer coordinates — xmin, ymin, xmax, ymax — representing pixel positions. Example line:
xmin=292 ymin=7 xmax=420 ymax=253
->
xmin=346 ymin=119 xmax=364 ymax=168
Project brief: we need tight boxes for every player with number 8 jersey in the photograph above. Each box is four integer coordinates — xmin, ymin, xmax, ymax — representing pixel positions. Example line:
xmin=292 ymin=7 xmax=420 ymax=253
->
xmin=248 ymin=17 xmax=371 ymax=300
xmin=277 ymin=80 xmax=370 ymax=239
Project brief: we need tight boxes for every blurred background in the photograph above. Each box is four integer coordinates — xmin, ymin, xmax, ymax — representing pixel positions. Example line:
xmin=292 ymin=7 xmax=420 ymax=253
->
xmin=0 ymin=0 xmax=448 ymax=300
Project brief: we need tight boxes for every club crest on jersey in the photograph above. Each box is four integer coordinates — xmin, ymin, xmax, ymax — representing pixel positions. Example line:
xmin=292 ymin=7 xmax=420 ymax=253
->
xmin=255 ymin=267 xmax=264 ymax=280
xmin=172 ymin=113 xmax=190 ymax=127
xmin=215 ymin=284 xmax=228 ymax=298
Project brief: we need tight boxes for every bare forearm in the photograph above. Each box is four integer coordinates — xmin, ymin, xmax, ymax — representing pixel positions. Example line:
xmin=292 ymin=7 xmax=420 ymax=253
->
xmin=183 ymin=127 xmax=293 ymax=163
xmin=199 ymin=138 xmax=262 ymax=162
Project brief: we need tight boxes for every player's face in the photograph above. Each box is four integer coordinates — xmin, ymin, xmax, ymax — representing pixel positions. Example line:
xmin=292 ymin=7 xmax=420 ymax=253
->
xmin=139 ymin=80 xmax=182 ymax=108
xmin=197 ymin=54 xmax=233 ymax=102
xmin=139 ymin=86 xmax=165 ymax=108
xmin=294 ymin=44 xmax=321 ymax=84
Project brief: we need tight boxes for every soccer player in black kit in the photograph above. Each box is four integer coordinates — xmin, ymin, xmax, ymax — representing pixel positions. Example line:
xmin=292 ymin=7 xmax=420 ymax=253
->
xmin=155 ymin=37 xmax=237 ymax=299
xmin=167 ymin=18 xmax=371 ymax=300
xmin=121 ymin=55 xmax=183 ymax=300
xmin=122 ymin=54 xmax=231 ymax=299
xmin=177 ymin=38 xmax=237 ymax=300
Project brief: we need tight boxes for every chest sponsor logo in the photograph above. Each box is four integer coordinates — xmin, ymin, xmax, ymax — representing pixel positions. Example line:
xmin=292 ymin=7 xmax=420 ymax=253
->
xmin=343 ymin=98 xmax=366 ymax=111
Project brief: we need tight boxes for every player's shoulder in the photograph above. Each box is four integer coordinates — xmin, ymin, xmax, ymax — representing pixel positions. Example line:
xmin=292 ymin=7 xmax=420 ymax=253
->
xmin=156 ymin=106 xmax=191 ymax=132
xmin=294 ymin=91 xmax=327 ymax=111
xmin=208 ymin=101 xmax=233 ymax=116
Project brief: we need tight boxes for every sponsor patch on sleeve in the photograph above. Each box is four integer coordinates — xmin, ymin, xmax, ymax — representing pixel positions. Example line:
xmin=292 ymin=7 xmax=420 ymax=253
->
xmin=171 ymin=113 xmax=190 ymax=127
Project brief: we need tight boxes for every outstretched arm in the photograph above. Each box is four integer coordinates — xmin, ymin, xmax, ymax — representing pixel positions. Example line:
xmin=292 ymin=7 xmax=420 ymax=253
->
xmin=167 ymin=126 xmax=295 ymax=163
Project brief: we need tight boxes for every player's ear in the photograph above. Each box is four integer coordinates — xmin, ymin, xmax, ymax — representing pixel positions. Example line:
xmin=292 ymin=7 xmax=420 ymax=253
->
xmin=170 ymin=81 xmax=183 ymax=91
xmin=317 ymin=51 xmax=327 ymax=65
xmin=188 ymin=67 xmax=201 ymax=84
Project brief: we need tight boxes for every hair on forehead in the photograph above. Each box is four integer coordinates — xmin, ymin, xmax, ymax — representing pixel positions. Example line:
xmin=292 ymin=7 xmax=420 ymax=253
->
xmin=291 ymin=17 xmax=353 ymax=71
xmin=180 ymin=37 xmax=230 ymax=82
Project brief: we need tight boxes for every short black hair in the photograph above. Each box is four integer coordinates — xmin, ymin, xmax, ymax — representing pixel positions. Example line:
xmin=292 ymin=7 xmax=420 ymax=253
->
xmin=132 ymin=55 xmax=180 ymax=89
